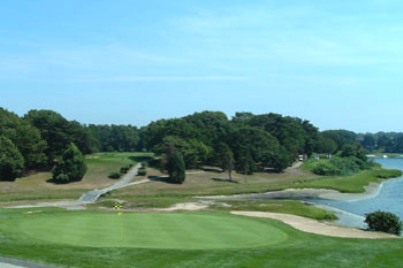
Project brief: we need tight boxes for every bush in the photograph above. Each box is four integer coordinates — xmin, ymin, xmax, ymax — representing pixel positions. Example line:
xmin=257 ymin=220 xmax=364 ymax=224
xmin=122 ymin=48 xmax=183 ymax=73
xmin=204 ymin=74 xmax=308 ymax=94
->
xmin=365 ymin=211 xmax=402 ymax=235
xmin=312 ymin=157 xmax=360 ymax=176
xmin=141 ymin=162 xmax=148 ymax=168
xmin=108 ymin=172 xmax=121 ymax=179
xmin=312 ymin=161 xmax=341 ymax=176
xmin=137 ymin=168 xmax=147 ymax=176
xmin=120 ymin=166 xmax=130 ymax=174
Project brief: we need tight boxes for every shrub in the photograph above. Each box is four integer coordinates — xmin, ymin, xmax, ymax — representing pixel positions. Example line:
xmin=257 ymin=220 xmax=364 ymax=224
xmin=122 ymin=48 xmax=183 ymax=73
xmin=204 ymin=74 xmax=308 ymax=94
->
xmin=108 ymin=172 xmax=121 ymax=179
xmin=141 ymin=162 xmax=148 ymax=168
xmin=312 ymin=161 xmax=341 ymax=176
xmin=137 ymin=168 xmax=147 ymax=176
xmin=312 ymin=157 xmax=360 ymax=176
xmin=365 ymin=211 xmax=402 ymax=235
xmin=120 ymin=166 xmax=130 ymax=174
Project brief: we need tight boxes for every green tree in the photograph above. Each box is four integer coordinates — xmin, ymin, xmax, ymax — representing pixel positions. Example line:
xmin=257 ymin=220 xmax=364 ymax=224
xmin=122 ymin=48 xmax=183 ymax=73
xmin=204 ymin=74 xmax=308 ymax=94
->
xmin=0 ymin=136 xmax=25 ymax=181
xmin=321 ymin=130 xmax=357 ymax=151
xmin=216 ymin=143 xmax=235 ymax=181
xmin=52 ymin=143 xmax=87 ymax=183
xmin=0 ymin=108 xmax=47 ymax=170
xmin=235 ymin=147 xmax=255 ymax=175
xmin=166 ymin=145 xmax=186 ymax=184
xmin=365 ymin=211 xmax=402 ymax=235
xmin=25 ymin=110 xmax=97 ymax=164
xmin=230 ymin=127 xmax=289 ymax=173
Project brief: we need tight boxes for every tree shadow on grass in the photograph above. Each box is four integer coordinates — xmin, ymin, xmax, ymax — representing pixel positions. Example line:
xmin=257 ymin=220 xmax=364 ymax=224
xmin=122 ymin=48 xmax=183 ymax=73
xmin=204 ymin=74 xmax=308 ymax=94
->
xmin=212 ymin=178 xmax=239 ymax=184
xmin=46 ymin=177 xmax=79 ymax=185
xmin=129 ymin=156 xmax=155 ymax=163
xmin=148 ymin=175 xmax=182 ymax=185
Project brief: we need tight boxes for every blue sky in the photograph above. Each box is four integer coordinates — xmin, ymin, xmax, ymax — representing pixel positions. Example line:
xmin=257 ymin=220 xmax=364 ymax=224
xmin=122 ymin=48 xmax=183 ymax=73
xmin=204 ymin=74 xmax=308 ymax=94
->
xmin=1 ymin=0 xmax=403 ymax=132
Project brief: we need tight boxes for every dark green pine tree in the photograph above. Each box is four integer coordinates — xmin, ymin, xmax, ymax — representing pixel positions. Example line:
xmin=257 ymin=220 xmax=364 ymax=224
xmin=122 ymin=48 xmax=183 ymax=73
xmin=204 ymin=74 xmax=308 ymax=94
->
xmin=167 ymin=145 xmax=186 ymax=184
xmin=52 ymin=143 xmax=87 ymax=183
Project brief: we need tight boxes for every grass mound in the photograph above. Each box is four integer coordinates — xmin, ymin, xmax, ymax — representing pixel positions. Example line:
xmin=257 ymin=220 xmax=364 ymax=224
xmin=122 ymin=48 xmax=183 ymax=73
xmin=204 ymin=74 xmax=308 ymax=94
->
xmin=12 ymin=211 xmax=288 ymax=250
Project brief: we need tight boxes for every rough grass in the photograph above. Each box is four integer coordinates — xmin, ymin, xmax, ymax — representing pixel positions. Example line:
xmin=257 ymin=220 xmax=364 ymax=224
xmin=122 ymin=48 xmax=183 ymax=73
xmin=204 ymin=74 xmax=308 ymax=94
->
xmin=0 ymin=152 xmax=149 ymax=204
xmin=109 ymin=165 xmax=319 ymax=200
xmin=1 ymin=208 xmax=403 ymax=268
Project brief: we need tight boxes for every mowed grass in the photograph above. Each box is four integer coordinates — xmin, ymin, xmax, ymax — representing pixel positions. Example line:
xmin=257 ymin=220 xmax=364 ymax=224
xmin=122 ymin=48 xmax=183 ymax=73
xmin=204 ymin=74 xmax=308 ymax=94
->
xmin=1 ymin=208 xmax=403 ymax=268
xmin=9 ymin=210 xmax=287 ymax=250
xmin=0 ymin=152 xmax=149 ymax=203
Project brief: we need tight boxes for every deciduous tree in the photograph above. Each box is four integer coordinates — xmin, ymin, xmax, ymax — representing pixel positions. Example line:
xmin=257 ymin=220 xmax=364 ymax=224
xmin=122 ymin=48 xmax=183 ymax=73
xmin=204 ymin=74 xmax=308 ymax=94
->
xmin=0 ymin=136 xmax=24 ymax=181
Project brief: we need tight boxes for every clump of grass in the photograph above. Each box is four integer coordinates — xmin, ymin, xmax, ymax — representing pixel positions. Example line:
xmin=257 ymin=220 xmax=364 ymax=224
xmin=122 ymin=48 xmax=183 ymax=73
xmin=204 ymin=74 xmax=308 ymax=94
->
xmin=375 ymin=169 xmax=402 ymax=179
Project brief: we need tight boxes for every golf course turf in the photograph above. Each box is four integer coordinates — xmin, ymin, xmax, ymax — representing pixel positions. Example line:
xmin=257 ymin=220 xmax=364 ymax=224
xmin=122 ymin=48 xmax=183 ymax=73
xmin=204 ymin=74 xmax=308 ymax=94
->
xmin=2 ymin=208 xmax=403 ymax=268
xmin=8 ymin=211 xmax=288 ymax=250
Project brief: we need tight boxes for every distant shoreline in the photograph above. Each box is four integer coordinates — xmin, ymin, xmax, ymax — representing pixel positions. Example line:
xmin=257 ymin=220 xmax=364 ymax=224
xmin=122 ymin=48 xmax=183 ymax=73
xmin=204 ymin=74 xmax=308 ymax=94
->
xmin=199 ymin=178 xmax=401 ymax=202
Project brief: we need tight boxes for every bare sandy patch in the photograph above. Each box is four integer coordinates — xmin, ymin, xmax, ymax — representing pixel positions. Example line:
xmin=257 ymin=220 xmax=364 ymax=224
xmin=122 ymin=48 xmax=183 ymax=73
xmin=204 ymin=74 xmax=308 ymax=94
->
xmin=6 ymin=200 xmax=86 ymax=210
xmin=231 ymin=211 xmax=398 ymax=239
xmin=158 ymin=201 xmax=230 ymax=212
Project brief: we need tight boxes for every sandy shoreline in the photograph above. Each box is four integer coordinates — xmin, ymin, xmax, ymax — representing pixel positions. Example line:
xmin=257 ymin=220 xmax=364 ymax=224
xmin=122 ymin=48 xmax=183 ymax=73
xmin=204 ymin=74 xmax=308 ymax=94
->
xmin=198 ymin=181 xmax=384 ymax=202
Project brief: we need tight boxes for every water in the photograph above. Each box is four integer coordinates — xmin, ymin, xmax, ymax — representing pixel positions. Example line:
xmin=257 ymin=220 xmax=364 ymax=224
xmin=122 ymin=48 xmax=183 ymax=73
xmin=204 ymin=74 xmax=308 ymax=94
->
xmin=308 ymin=158 xmax=403 ymax=228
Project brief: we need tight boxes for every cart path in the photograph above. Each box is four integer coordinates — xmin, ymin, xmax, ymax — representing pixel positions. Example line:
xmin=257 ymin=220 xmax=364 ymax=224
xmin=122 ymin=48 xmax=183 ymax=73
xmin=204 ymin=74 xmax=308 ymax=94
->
xmin=79 ymin=162 xmax=147 ymax=203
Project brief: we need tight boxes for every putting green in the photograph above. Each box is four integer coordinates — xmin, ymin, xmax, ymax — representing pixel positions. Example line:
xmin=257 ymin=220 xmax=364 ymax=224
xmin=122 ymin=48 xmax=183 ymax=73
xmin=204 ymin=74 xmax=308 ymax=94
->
xmin=15 ymin=212 xmax=287 ymax=250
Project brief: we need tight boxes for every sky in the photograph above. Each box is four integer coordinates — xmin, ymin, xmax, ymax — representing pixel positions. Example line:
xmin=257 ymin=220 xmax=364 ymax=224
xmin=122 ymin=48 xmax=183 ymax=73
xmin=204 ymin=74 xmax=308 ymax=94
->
xmin=1 ymin=0 xmax=403 ymax=132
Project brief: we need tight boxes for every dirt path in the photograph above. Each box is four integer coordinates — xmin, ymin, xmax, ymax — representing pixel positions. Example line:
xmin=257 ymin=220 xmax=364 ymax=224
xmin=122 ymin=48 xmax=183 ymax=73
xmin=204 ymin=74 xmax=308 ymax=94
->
xmin=231 ymin=211 xmax=398 ymax=239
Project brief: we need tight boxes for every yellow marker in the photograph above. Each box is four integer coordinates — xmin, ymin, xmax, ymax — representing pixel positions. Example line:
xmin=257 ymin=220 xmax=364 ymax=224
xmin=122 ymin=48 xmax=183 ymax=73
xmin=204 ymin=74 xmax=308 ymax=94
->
xmin=114 ymin=202 xmax=123 ymax=216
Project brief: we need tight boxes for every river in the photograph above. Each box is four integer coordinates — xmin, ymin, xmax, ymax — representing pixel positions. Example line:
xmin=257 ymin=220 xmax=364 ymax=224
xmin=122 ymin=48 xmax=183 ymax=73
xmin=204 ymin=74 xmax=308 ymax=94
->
xmin=309 ymin=158 xmax=403 ymax=228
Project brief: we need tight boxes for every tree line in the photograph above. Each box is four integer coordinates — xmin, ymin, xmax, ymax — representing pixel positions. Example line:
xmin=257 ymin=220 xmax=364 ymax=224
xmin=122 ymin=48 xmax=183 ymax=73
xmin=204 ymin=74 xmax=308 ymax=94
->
xmin=2 ymin=107 xmax=400 ymax=182
xmin=317 ymin=130 xmax=403 ymax=155
xmin=144 ymin=111 xmax=322 ymax=174
xmin=0 ymin=108 xmax=140 ymax=181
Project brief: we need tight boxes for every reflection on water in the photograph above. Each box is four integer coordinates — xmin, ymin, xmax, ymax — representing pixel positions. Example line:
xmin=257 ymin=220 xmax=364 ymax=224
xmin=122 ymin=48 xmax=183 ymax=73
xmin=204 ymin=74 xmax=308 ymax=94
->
xmin=308 ymin=158 xmax=403 ymax=228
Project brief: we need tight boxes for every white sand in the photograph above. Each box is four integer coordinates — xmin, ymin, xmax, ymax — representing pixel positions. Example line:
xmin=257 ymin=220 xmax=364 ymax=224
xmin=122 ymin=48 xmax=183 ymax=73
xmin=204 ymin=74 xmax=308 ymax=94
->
xmin=231 ymin=211 xmax=398 ymax=239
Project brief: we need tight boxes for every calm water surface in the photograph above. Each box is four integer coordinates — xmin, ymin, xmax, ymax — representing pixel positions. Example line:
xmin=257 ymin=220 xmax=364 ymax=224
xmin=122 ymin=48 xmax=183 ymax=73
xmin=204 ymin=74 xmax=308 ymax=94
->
xmin=309 ymin=158 xmax=403 ymax=228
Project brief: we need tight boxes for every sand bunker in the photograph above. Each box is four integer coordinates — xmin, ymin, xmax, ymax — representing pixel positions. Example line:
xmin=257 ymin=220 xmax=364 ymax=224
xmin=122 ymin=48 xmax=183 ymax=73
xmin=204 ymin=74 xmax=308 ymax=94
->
xmin=232 ymin=211 xmax=398 ymax=239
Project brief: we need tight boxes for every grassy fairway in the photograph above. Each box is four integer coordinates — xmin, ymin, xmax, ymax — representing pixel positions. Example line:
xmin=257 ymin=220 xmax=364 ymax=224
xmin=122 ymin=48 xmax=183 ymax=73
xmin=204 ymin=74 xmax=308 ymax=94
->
xmin=1 ymin=208 xmax=403 ymax=268
xmin=11 ymin=211 xmax=287 ymax=250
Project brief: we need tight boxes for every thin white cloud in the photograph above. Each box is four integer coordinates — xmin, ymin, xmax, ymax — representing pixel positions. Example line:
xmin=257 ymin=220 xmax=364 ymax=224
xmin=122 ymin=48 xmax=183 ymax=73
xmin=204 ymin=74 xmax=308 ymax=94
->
xmin=77 ymin=75 xmax=248 ymax=83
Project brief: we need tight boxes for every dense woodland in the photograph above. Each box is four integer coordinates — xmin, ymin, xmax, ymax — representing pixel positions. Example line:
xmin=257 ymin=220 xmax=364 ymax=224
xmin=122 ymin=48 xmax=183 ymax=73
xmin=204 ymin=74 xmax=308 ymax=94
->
xmin=0 ymin=107 xmax=402 ymax=181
